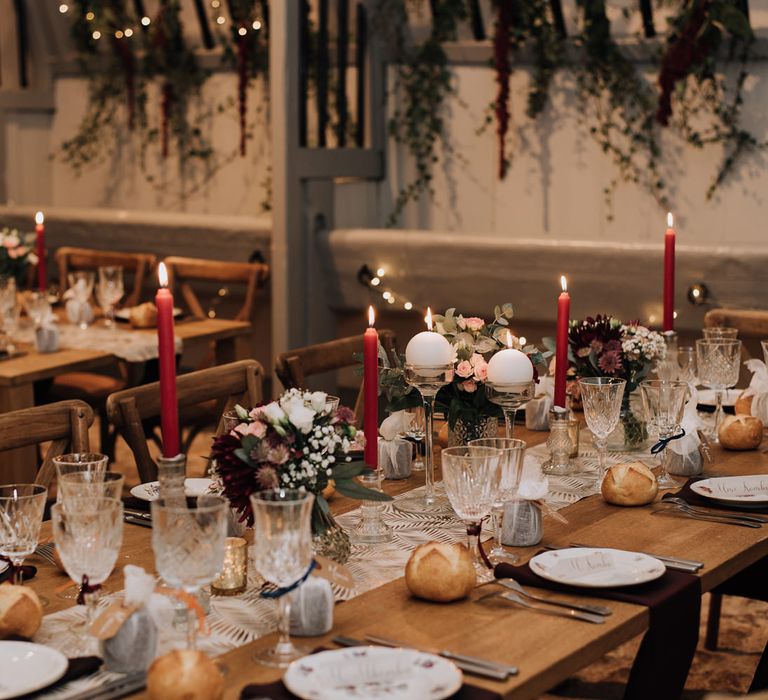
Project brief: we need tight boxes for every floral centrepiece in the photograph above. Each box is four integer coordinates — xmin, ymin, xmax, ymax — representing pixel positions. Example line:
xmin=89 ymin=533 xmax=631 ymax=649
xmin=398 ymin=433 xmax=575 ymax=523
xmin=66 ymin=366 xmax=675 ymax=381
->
xmin=210 ymin=389 xmax=390 ymax=538
xmin=0 ymin=227 xmax=38 ymax=283
xmin=382 ymin=304 xmax=550 ymax=433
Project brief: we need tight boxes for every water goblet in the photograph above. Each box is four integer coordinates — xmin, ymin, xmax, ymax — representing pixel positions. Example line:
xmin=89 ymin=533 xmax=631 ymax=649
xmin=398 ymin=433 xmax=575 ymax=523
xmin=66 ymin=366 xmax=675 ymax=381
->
xmin=0 ymin=275 xmax=17 ymax=310
xmin=151 ymin=495 xmax=228 ymax=650
xmin=640 ymin=379 xmax=689 ymax=489
xmin=22 ymin=291 xmax=51 ymax=328
xmin=469 ymin=438 xmax=526 ymax=564
xmin=96 ymin=265 xmax=125 ymax=328
xmin=67 ymin=271 xmax=95 ymax=329
xmin=396 ymin=364 xmax=454 ymax=514
xmin=403 ymin=405 xmax=426 ymax=471
xmin=51 ymin=497 xmax=123 ymax=653
xmin=58 ymin=471 xmax=125 ymax=502
xmin=696 ymin=339 xmax=741 ymax=441
xmin=54 ymin=453 xmax=109 ymax=488
xmin=250 ymin=489 xmax=314 ymax=668
xmin=677 ymin=346 xmax=698 ymax=387
xmin=441 ymin=446 xmax=502 ymax=583
xmin=0 ymin=484 xmax=47 ymax=585
xmin=702 ymin=327 xmax=739 ymax=339
xmin=578 ymin=377 xmax=626 ymax=482
xmin=0 ymin=300 xmax=21 ymax=353
xmin=485 ymin=380 xmax=535 ymax=438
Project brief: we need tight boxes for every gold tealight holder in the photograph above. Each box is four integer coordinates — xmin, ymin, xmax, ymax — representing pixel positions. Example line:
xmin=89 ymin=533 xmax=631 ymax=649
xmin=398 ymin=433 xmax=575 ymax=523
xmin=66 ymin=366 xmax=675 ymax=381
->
xmin=211 ymin=537 xmax=248 ymax=596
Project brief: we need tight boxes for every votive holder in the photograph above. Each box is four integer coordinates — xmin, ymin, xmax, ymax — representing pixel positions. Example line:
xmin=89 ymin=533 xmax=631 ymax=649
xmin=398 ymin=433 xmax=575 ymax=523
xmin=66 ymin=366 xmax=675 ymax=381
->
xmin=157 ymin=454 xmax=186 ymax=502
xmin=542 ymin=407 xmax=574 ymax=476
xmin=352 ymin=470 xmax=392 ymax=544
xmin=211 ymin=537 xmax=248 ymax=596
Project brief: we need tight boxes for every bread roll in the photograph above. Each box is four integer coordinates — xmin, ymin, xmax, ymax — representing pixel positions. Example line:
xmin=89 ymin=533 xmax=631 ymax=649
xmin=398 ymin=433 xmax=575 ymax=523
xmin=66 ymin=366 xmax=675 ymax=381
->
xmin=719 ymin=414 xmax=763 ymax=450
xmin=129 ymin=302 xmax=158 ymax=329
xmin=0 ymin=584 xmax=43 ymax=639
xmin=147 ymin=650 xmax=224 ymax=700
xmin=735 ymin=392 xmax=754 ymax=417
xmin=601 ymin=461 xmax=658 ymax=506
xmin=405 ymin=541 xmax=476 ymax=602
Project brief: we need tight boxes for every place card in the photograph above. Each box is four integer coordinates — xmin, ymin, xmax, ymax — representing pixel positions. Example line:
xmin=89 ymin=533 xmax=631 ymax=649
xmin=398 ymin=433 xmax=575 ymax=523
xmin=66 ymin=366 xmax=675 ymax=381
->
xmin=313 ymin=555 xmax=355 ymax=590
xmin=551 ymin=552 xmax=614 ymax=580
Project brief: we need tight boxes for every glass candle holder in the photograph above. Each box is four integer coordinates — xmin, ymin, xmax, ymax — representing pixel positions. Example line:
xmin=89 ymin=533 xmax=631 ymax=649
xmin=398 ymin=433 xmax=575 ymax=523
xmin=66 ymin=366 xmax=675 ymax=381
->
xmin=543 ymin=407 xmax=574 ymax=476
xmin=157 ymin=454 xmax=186 ymax=503
xmin=485 ymin=381 xmax=536 ymax=439
xmin=211 ymin=537 xmax=248 ymax=596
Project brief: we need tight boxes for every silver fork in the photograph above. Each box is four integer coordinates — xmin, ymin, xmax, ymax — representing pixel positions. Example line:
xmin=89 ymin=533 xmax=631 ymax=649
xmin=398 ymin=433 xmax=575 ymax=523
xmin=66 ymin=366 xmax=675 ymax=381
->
xmin=664 ymin=496 xmax=768 ymax=524
xmin=651 ymin=505 xmax=762 ymax=528
xmin=486 ymin=590 xmax=606 ymax=624
xmin=34 ymin=542 xmax=57 ymax=566
xmin=497 ymin=579 xmax=612 ymax=616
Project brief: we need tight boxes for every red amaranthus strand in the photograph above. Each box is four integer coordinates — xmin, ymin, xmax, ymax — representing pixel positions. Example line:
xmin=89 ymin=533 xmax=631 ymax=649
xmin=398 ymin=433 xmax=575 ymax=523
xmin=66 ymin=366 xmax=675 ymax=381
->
xmin=237 ymin=32 xmax=248 ymax=156
xmin=494 ymin=1 xmax=514 ymax=179
xmin=656 ymin=0 xmax=712 ymax=126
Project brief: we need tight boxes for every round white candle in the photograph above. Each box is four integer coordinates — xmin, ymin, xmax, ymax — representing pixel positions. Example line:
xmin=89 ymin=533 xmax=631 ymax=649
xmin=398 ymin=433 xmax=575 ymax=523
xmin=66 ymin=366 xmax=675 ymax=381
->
xmin=405 ymin=331 xmax=453 ymax=367
xmin=487 ymin=348 xmax=534 ymax=384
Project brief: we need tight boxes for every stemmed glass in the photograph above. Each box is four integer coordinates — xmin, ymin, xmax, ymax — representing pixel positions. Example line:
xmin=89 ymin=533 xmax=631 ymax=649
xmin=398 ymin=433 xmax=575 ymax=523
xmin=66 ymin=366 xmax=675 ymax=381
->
xmin=485 ymin=381 xmax=535 ymax=438
xmin=54 ymin=453 xmax=108 ymax=497
xmin=441 ymin=446 xmax=501 ymax=583
xmin=0 ymin=298 xmax=21 ymax=354
xmin=151 ymin=495 xmax=228 ymax=650
xmin=96 ymin=266 xmax=125 ymax=329
xmin=578 ymin=377 xmax=626 ymax=482
xmin=469 ymin=438 xmax=526 ymax=564
xmin=703 ymin=327 xmax=738 ymax=339
xmin=640 ymin=380 xmax=689 ymax=489
xmin=677 ymin=346 xmax=698 ymax=387
xmin=396 ymin=364 xmax=454 ymax=514
xmin=51 ymin=497 xmax=123 ymax=653
xmin=404 ymin=406 xmax=425 ymax=471
xmin=250 ymin=489 xmax=314 ymax=668
xmin=58 ymin=471 xmax=125 ymax=501
xmin=22 ymin=291 xmax=51 ymax=328
xmin=0 ymin=484 xmax=47 ymax=585
xmin=696 ymin=339 xmax=742 ymax=441
xmin=67 ymin=271 xmax=95 ymax=329
xmin=0 ymin=276 xmax=17 ymax=310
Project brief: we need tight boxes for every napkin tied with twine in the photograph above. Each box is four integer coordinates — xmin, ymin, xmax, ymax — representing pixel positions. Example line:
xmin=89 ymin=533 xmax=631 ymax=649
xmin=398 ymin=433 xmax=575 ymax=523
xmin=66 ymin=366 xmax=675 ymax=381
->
xmin=378 ymin=411 xmax=413 ymax=479
xmin=742 ymin=359 xmax=768 ymax=423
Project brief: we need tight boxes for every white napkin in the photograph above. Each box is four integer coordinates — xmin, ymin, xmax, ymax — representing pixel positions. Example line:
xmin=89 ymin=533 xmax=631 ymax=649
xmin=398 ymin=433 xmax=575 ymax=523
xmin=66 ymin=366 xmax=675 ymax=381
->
xmin=379 ymin=410 xmax=413 ymax=441
xmin=35 ymin=307 xmax=59 ymax=352
xmin=378 ymin=410 xmax=414 ymax=479
xmin=518 ymin=476 xmax=549 ymax=501
xmin=669 ymin=388 xmax=705 ymax=456
xmin=742 ymin=359 xmax=768 ymax=423
xmin=526 ymin=376 xmax=554 ymax=431
xmin=123 ymin=565 xmax=175 ymax=628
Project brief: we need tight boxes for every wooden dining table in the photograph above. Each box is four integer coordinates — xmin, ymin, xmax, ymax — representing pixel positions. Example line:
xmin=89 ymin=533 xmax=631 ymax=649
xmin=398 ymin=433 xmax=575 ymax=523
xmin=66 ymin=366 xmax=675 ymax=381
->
xmin=28 ymin=426 xmax=768 ymax=700
xmin=1 ymin=315 xmax=252 ymax=482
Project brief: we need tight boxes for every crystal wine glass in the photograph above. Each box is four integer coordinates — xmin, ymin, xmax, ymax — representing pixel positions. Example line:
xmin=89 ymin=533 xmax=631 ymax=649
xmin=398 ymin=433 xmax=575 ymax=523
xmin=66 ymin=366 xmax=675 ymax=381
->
xmin=0 ymin=299 xmax=21 ymax=353
xmin=441 ymin=446 xmax=501 ymax=582
xmin=96 ymin=265 xmax=125 ymax=328
xmin=578 ymin=377 xmax=626 ymax=482
xmin=469 ymin=438 xmax=526 ymax=564
xmin=250 ymin=489 xmax=314 ymax=668
xmin=151 ymin=495 xmax=228 ymax=650
xmin=51 ymin=497 xmax=123 ymax=653
xmin=677 ymin=346 xmax=698 ymax=388
xmin=696 ymin=338 xmax=741 ymax=441
xmin=396 ymin=364 xmax=455 ymax=514
xmin=485 ymin=381 xmax=536 ymax=438
xmin=22 ymin=291 xmax=51 ymax=328
xmin=702 ymin=327 xmax=739 ymax=339
xmin=0 ymin=275 xmax=17 ymax=311
xmin=54 ymin=453 xmax=108 ymax=495
xmin=58 ymin=471 xmax=125 ymax=502
xmin=640 ymin=379 xmax=689 ymax=489
xmin=0 ymin=484 xmax=47 ymax=585
xmin=67 ymin=271 xmax=95 ymax=329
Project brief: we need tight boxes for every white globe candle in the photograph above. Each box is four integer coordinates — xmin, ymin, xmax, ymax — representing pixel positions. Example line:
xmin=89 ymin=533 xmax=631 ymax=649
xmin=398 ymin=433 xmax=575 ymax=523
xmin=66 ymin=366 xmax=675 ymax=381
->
xmin=487 ymin=348 xmax=534 ymax=385
xmin=405 ymin=307 xmax=453 ymax=367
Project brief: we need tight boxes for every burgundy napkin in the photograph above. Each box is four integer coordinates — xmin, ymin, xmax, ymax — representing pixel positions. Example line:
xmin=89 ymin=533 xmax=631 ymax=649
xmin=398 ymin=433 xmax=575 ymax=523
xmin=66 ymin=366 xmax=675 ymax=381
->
xmin=665 ymin=477 xmax=768 ymax=514
xmin=0 ymin=557 xmax=36 ymax=583
xmin=240 ymin=680 xmax=501 ymax=700
xmin=13 ymin=656 xmax=102 ymax=698
xmin=494 ymin=561 xmax=700 ymax=700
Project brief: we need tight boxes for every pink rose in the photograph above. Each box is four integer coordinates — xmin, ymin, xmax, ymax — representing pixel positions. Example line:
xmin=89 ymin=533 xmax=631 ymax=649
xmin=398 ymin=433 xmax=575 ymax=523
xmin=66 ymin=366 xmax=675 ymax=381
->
xmin=236 ymin=420 xmax=267 ymax=438
xmin=473 ymin=361 xmax=488 ymax=382
xmin=459 ymin=317 xmax=485 ymax=332
xmin=469 ymin=353 xmax=483 ymax=366
xmin=461 ymin=379 xmax=477 ymax=393
xmin=456 ymin=360 xmax=473 ymax=378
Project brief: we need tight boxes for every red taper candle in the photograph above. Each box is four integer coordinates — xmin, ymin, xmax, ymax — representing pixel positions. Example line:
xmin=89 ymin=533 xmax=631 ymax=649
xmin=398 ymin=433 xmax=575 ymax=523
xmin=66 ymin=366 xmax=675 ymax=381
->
xmin=34 ymin=212 xmax=46 ymax=291
xmin=156 ymin=262 xmax=180 ymax=457
xmin=663 ymin=212 xmax=675 ymax=332
xmin=363 ymin=305 xmax=379 ymax=469
xmin=554 ymin=275 xmax=570 ymax=409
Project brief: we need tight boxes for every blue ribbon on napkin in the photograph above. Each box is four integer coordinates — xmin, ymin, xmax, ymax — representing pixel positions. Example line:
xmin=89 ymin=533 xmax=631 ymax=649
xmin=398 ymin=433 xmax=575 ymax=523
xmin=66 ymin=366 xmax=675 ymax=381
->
xmin=650 ymin=428 xmax=686 ymax=455
xmin=259 ymin=559 xmax=317 ymax=599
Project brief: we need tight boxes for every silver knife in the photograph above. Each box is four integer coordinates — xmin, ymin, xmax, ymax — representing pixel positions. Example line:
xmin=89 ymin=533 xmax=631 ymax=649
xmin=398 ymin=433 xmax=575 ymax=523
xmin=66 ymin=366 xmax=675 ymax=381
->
xmin=123 ymin=509 xmax=152 ymax=521
xmin=332 ymin=635 xmax=515 ymax=680
xmin=124 ymin=515 xmax=152 ymax=528
xmin=57 ymin=672 xmax=146 ymax=700
xmin=567 ymin=543 xmax=704 ymax=572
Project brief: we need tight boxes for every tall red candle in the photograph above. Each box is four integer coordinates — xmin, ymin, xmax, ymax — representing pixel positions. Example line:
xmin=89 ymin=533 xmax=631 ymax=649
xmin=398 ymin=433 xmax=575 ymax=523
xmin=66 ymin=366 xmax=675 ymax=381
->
xmin=363 ymin=306 xmax=379 ymax=469
xmin=663 ymin=212 xmax=675 ymax=332
xmin=554 ymin=275 xmax=570 ymax=409
xmin=156 ymin=262 xmax=180 ymax=457
xmin=34 ymin=212 xmax=46 ymax=291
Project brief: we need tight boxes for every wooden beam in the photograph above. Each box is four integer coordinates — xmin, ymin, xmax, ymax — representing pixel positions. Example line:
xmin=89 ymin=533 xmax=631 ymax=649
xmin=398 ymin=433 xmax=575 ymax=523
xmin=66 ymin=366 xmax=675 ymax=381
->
xmin=13 ymin=0 xmax=28 ymax=88
xmin=299 ymin=0 xmax=310 ymax=147
xmin=317 ymin=0 xmax=330 ymax=147
xmin=354 ymin=3 xmax=367 ymax=147
xmin=550 ymin=0 xmax=567 ymax=39
xmin=639 ymin=0 xmax=655 ymax=39
xmin=296 ymin=148 xmax=383 ymax=179
xmin=336 ymin=0 xmax=349 ymax=147
xmin=192 ymin=0 xmax=215 ymax=49
xmin=467 ymin=0 xmax=485 ymax=41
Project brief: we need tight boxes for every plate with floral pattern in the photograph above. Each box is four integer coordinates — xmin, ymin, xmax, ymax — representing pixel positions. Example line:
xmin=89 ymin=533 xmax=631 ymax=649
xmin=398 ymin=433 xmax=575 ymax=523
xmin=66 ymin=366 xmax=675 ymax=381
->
xmin=130 ymin=478 xmax=215 ymax=501
xmin=691 ymin=476 xmax=768 ymax=507
xmin=283 ymin=647 xmax=463 ymax=700
xmin=529 ymin=548 xmax=666 ymax=588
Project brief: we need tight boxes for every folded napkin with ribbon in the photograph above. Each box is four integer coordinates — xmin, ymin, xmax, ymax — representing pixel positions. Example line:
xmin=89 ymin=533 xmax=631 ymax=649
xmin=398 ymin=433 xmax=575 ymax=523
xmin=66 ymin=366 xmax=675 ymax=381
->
xmin=666 ymin=478 xmax=768 ymax=514
xmin=377 ymin=411 xmax=413 ymax=480
xmin=34 ymin=306 xmax=60 ymax=353
xmin=666 ymin=389 xmax=709 ymax=476
xmin=63 ymin=282 xmax=94 ymax=326
xmin=494 ymin=560 xmax=700 ymax=700
xmin=740 ymin=359 xmax=768 ymax=422
xmin=525 ymin=376 xmax=554 ymax=431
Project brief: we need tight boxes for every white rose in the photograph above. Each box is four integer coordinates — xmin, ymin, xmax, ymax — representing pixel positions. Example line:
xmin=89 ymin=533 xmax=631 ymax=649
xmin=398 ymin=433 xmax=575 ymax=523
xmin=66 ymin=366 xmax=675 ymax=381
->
xmin=287 ymin=404 xmax=315 ymax=434
xmin=261 ymin=401 xmax=286 ymax=424
xmin=310 ymin=391 xmax=327 ymax=412
xmin=280 ymin=393 xmax=303 ymax=414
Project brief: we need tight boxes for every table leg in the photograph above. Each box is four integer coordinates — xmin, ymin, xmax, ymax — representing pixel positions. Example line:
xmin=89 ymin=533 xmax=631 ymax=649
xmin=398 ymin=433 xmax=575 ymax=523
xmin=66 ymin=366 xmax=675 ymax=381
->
xmin=0 ymin=383 xmax=39 ymax=482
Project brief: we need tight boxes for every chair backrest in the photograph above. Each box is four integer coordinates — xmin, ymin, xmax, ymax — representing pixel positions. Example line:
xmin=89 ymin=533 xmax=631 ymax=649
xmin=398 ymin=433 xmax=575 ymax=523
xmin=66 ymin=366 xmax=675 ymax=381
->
xmin=163 ymin=256 xmax=270 ymax=322
xmin=106 ymin=359 xmax=265 ymax=482
xmin=274 ymin=330 xmax=397 ymax=420
xmin=55 ymin=247 xmax=157 ymax=307
xmin=0 ymin=400 xmax=93 ymax=488
xmin=704 ymin=309 xmax=768 ymax=339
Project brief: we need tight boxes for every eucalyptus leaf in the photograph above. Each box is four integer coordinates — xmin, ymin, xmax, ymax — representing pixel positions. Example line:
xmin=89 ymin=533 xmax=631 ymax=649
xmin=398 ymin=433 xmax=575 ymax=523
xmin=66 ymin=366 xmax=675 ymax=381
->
xmin=330 ymin=460 xmax=369 ymax=480
xmin=235 ymin=404 xmax=250 ymax=421
xmin=334 ymin=479 xmax=393 ymax=501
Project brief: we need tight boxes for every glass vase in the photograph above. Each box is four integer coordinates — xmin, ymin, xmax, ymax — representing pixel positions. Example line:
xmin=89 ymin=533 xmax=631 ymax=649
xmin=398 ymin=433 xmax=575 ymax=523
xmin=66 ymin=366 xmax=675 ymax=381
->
xmin=607 ymin=389 xmax=648 ymax=452
xmin=448 ymin=415 xmax=499 ymax=447
xmin=311 ymin=502 xmax=351 ymax=564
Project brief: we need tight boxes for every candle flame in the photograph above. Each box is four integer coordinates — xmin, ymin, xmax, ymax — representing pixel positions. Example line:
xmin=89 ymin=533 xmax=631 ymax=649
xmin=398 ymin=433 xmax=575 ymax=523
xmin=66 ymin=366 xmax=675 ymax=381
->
xmin=667 ymin=212 xmax=674 ymax=228
xmin=425 ymin=307 xmax=433 ymax=331
xmin=158 ymin=262 xmax=169 ymax=288
xmin=560 ymin=275 xmax=567 ymax=292
xmin=35 ymin=211 xmax=44 ymax=225
xmin=368 ymin=305 xmax=375 ymax=327
xmin=505 ymin=330 xmax=514 ymax=349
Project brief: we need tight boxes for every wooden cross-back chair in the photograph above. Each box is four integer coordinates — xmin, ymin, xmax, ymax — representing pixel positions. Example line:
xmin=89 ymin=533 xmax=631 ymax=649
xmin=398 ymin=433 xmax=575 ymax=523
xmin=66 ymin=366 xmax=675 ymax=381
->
xmin=106 ymin=359 xmax=265 ymax=483
xmin=55 ymin=247 xmax=157 ymax=308
xmin=275 ymin=331 xmax=397 ymax=421
xmin=0 ymin=400 xmax=93 ymax=489
xmin=163 ymin=256 xmax=270 ymax=322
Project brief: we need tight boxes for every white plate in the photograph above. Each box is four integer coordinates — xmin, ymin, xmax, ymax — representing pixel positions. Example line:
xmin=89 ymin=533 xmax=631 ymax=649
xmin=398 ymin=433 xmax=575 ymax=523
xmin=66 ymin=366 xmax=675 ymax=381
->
xmin=0 ymin=641 xmax=68 ymax=699
xmin=283 ymin=647 xmax=463 ymax=700
xmin=691 ymin=476 xmax=768 ymax=507
xmin=130 ymin=478 xmax=215 ymax=502
xmin=697 ymin=389 xmax=737 ymax=407
xmin=529 ymin=547 xmax=666 ymax=588
xmin=0 ymin=560 xmax=7 ymax=575
xmin=114 ymin=307 xmax=182 ymax=321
